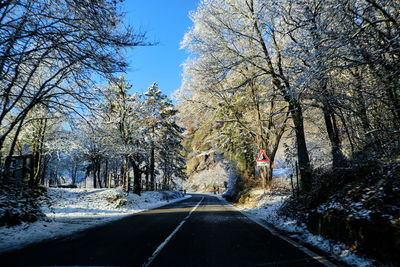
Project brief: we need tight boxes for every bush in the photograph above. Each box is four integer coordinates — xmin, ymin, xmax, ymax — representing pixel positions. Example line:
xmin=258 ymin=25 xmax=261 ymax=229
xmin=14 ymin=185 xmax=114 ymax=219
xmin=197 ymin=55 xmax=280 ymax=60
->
xmin=0 ymin=180 xmax=45 ymax=227
xmin=280 ymin=161 xmax=400 ymax=265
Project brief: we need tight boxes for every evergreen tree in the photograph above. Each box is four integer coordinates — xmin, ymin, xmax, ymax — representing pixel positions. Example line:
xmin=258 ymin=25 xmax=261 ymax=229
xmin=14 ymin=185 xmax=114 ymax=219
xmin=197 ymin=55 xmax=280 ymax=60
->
xmin=159 ymin=103 xmax=187 ymax=189
xmin=143 ymin=83 xmax=165 ymax=190
xmin=102 ymin=76 xmax=145 ymax=195
xmin=143 ymin=83 xmax=186 ymax=189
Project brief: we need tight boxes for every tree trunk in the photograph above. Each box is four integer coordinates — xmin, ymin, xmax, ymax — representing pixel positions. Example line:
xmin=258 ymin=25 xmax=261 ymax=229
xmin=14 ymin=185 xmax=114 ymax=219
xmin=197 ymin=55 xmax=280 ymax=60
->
xmin=265 ymin=153 xmax=276 ymax=186
xmin=114 ymin=168 xmax=119 ymax=187
xmin=39 ymin=155 xmax=48 ymax=185
xmin=126 ymin=171 xmax=130 ymax=192
xmin=129 ymin=157 xmax=141 ymax=196
xmin=289 ymin=101 xmax=312 ymax=191
xmin=163 ymin=157 xmax=168 ymax=189
xmin=337 ymin=109 xmax=355 ymax=154
xmin=31 ymin=151 xmax=42 ymax=187
xmin=145 ymin=171 xmax=149 ymax=190
xmin=34 ymin=117 xmax=47 ymax=186
xmin=93 ymin=161 xmax=97 ymax=188
xmin=150 ymin=141 xmax=155 ymax=191
xmin=97 ymin=160 xmax=102 ymax=188
xmin=133 ymin=166 xmax=141 ymax=195
xmin=121 ymin=166 xmax=124 ymax=189
xmin=3 ymin=117 xmax=25 ymax=181
xmin=104 ymin=159 xmax=108 ymax=188
xmin=125 ymin=157 xmax=129 ymax=192
xmin=71 ymin=164 xmax=76 ymax=186
xmin=266 ymin=165 xmax=273 ymax=186
xmin=322 ymin=104 xmax=346 ymax=168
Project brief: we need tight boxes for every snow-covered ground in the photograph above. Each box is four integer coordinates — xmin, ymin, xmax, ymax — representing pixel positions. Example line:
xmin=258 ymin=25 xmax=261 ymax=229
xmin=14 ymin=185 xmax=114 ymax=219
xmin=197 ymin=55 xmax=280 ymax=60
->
xmin=0 ymin=188 xmax=190 ymax=253
xmin=236 ymin=187 xmax=375 ymax=266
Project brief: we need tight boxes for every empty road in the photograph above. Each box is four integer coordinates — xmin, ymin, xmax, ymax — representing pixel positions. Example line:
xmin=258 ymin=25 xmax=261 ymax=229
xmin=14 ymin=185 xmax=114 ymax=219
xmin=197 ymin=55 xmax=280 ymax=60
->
xmin=0 ymin=194 xmax=336 ymax=266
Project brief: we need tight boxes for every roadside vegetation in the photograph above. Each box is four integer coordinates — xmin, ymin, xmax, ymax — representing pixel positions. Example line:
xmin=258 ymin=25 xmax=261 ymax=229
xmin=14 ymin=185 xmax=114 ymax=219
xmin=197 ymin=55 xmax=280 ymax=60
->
xmin=0 ymin=0 xmax=186 ymax=226
xmin=177 ymin=0 xmax=400 ymax=265
xmin=1 ymin=0 xmax=399 ymax=264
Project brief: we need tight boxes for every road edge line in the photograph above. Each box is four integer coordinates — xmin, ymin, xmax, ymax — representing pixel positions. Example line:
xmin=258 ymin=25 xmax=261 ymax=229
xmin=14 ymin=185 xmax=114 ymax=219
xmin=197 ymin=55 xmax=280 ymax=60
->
xmin=226 ymin=201 xmax=337 ymax=267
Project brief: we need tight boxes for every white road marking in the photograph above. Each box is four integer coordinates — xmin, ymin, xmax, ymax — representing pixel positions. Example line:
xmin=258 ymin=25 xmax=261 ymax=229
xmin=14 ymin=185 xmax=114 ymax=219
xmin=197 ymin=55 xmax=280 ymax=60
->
xmin=142 ymin=197 xmax=204 ymax=267
xmin=230 ymin=202 xmax=337 ymax=267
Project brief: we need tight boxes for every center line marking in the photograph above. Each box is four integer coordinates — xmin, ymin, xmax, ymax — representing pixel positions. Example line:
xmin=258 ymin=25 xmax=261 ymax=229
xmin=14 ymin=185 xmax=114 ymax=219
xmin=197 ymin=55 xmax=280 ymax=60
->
xmin=142 ymin=196 xmax=204 ymax=267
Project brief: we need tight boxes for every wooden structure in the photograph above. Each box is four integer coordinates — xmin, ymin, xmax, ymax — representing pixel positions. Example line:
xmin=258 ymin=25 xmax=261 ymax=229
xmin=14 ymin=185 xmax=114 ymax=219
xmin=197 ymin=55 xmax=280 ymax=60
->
xmin=6 ymin=154 xmax=34 ymax=182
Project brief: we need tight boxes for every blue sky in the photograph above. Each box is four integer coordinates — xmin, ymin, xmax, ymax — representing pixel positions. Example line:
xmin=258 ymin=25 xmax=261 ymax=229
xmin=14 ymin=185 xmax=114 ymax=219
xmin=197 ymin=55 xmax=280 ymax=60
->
xmin=121 ymin=1 xmax=199 ymax=98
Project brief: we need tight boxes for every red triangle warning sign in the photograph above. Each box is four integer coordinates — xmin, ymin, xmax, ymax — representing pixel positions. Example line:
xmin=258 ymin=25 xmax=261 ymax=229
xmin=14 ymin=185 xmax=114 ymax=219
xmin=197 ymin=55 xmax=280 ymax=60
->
xmin=256 ymin=150 xmax=269 ymax=162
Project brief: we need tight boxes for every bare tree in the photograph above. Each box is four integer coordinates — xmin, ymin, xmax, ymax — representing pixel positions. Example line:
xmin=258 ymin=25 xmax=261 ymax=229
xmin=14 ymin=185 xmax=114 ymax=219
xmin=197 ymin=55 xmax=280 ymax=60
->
xmin=181 ymin=0 xmax=312 ymax=189
xmin=0 ymin=0 xmax=145 ymax=179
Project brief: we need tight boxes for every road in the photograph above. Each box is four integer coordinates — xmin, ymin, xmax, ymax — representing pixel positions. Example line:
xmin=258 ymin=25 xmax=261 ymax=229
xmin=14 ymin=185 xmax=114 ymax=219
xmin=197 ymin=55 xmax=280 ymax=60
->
xmin=0 ymin=194 xmax=335 ymax=266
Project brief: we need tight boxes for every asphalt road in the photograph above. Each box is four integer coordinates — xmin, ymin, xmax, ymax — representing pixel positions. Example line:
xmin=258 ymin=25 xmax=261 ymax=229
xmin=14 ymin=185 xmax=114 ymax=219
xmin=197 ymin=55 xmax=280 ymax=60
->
xmin=0 ymin=194 xmax=334 ymax=266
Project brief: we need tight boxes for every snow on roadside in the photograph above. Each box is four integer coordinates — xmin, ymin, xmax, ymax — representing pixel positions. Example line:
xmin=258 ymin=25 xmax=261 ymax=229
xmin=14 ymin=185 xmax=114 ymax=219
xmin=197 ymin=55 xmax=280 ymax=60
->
xmin=0 ymin=188 xmax=190 ymax=253
xmin=236 ymin=190 xmax=375 ymax=267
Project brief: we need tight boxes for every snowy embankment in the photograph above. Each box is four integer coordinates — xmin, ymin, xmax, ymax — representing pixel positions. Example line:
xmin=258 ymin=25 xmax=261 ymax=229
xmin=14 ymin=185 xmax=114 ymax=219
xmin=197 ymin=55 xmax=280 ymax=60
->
xmin=0 ymin=188 xmax=190 ymax=253
xmin=236 ymin=186 xmax=375 ymax=266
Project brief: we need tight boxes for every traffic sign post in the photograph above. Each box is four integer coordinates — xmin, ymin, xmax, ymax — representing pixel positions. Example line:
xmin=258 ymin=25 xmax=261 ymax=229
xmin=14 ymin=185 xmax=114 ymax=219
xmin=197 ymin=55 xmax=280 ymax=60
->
xmin=256 ymin=150 xmax=269 ymax=162
xmin=256 ymin=150 xmax=270 ymax=193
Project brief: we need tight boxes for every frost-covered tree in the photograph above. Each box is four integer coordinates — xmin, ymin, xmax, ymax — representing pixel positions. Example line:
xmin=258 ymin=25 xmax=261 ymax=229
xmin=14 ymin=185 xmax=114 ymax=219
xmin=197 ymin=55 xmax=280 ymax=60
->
xmin=279 ymin=0 xmax=400 ymax=161
xmin=158 ymin=101 xmax=187 ymax=189
xmin=143 ymin=83 xmax=187 ymax=189
xmin=180 ymin=0 xmax=400 ymax=191
xmin=142 ymin=83 xmax=167 ymax=190
xmin=0 ymin=0 xmax=144 ymax=180
xmin=101 ymin=76 xmax=145 ymax=194
xmin=181 ymin=0 xmax=310 ymax=188
xmin=71 ymin=116 xmax=108 ymax=188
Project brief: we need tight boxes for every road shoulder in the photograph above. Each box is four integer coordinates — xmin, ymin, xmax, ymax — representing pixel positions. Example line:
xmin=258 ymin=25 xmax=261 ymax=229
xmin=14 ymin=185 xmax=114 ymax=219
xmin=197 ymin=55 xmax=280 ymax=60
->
xmin=0 ymin=190 xmax=191 ymax=254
